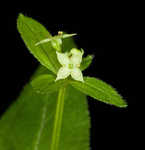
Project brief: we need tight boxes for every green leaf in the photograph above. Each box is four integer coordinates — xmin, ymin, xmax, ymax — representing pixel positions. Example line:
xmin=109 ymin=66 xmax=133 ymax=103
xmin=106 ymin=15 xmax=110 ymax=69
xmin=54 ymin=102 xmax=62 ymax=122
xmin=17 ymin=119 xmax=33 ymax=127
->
xmin=70 ymin=77 xmax=127 ymax=108
xmin=17 ymin=14 xmax=60 ymax=74
xmin=31 ymin=74 xmax=67 ymax=94
xmin=0 ymin=66 xmax=90 ymax=150
xmin=80 ymin=55 xmax=94 ymax=71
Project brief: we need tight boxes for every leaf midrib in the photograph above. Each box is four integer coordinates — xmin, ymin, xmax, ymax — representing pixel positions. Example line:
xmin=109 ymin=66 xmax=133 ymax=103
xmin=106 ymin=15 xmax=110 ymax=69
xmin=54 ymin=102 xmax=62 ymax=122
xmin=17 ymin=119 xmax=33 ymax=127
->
xmin=85 ymin=78 xmax=120 ymax=100
xmin=34 ymin=103 xmax=48 ymax=150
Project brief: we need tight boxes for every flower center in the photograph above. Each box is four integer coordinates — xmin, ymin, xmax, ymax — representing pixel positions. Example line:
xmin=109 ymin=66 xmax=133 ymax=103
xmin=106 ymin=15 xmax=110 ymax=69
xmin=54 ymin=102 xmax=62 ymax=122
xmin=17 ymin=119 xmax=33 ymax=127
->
xmin=68 ymin=63 xmax=73 ymax=69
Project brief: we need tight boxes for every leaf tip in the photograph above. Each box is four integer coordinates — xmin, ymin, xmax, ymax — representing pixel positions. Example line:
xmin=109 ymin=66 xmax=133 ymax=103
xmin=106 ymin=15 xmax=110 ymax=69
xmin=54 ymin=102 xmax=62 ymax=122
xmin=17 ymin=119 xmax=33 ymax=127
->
xmin=18 ymin=13 xmax=24 ymax=19
xmin=90 ymin=54 xmax=95 ymax=59
xmin=17 ymin=13 xmax=24 ymax=29
xmin=117 ymin=100 xmax=128 ymax=108
xmin=120 ymin=103 xmax=128 ymax=108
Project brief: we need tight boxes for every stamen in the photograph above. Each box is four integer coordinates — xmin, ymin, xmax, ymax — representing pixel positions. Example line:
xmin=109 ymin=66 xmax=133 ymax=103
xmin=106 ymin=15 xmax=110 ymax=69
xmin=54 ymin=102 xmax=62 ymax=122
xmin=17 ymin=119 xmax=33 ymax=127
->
xmin=58 ymin=31 xmax=63 ymax=35
xmin=77 ymin=64 xmax=80 ymax=67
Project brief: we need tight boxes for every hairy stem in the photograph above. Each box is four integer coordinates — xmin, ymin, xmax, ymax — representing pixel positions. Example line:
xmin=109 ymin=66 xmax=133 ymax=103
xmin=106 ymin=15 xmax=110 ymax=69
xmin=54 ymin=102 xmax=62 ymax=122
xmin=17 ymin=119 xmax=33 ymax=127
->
xmin=50 ymin=87 xmax=66 ymax=150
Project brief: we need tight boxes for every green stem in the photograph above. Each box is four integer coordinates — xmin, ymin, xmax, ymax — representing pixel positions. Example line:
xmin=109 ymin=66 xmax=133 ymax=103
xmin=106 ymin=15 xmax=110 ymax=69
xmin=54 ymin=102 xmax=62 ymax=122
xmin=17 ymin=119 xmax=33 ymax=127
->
xmin=50 ymin=87 xmax=66 ymax=150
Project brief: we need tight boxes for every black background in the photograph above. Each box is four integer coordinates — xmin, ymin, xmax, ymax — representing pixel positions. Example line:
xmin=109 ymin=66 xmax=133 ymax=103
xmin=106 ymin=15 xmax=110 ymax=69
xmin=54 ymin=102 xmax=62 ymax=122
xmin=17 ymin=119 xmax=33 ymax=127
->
xmin=2 ymin=5 xmax=140 ymax=149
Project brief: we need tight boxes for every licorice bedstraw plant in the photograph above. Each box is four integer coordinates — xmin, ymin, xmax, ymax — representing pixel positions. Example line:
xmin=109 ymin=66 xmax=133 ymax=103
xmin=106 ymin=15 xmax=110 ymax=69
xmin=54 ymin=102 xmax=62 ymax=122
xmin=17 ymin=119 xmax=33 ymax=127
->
xmin=0 ymin=14 xmax=127 ymax=150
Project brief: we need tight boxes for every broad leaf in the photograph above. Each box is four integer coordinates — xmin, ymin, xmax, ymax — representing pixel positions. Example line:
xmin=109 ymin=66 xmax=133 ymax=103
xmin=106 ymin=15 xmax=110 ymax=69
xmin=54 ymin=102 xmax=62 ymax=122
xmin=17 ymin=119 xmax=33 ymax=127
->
xmin=0 ymin=66 xmax=90 ymax=150
xmin=70 ymin=77 xmax=127 ymax=108
xmin=31 ymin=74 xmax=67 ymax=94
xmin=17 ymin=14 xmax=60 ymax=74
xmin=80 ymin=55 xmax=94 ymax=71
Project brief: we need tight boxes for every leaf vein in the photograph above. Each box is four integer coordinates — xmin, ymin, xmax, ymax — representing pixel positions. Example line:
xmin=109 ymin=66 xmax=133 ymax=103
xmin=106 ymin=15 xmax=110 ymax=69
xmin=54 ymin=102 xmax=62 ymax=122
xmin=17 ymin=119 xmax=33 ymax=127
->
xmin=34 ymin=104 xmax=47 ymax=150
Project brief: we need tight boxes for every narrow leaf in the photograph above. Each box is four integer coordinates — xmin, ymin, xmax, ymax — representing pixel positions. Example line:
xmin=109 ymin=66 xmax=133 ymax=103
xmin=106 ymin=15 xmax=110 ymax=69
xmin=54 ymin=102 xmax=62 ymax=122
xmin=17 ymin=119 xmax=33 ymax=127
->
xmin=17 ymin=14 xmax=60 ymax=74
xmin=62 ymin=33 xmax=77 ymax=39
xmin=70 ymin=77 xmax=127 ymax=108
xmin=80 ymin=55 xmax=94 ymax=71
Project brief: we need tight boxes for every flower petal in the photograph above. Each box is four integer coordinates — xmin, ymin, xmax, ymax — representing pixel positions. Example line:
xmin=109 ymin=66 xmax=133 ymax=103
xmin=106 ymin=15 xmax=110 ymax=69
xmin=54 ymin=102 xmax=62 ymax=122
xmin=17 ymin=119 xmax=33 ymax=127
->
xmin=71 ymin=48 xmax=84 ymax=55
xmin=70 ymin=48 xmax=83 ymax=66
xmin=55 ymin=67 xmax=71 ymax=81
xmin=56 ymin=51 xmax=70 ymax=66
xmin=71 ymin=68 xmax=84 ymax=82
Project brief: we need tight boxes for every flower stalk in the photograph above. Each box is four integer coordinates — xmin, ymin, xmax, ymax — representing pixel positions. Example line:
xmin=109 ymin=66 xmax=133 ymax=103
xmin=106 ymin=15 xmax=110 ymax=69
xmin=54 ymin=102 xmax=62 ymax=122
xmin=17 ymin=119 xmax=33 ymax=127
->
xmin=50 ymin=87 xmax=66 ymax=150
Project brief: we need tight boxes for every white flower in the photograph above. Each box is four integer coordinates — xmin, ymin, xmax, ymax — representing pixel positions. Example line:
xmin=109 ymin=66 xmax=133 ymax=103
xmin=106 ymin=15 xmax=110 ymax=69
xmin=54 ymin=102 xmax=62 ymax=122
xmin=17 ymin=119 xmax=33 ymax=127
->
xmin=56 ymin=48 xmax=84 ymax=82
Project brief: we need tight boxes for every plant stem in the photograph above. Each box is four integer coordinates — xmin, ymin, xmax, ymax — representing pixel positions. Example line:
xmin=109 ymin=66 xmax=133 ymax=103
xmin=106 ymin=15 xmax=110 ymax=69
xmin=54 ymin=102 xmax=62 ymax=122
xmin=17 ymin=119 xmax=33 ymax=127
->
xmin=50 ymin=87 xmax=66 ymax=150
